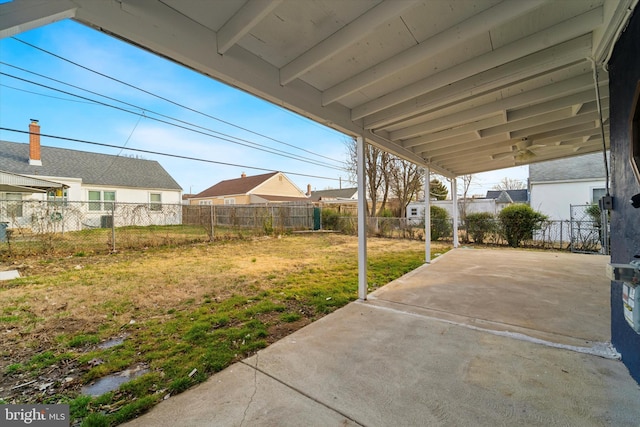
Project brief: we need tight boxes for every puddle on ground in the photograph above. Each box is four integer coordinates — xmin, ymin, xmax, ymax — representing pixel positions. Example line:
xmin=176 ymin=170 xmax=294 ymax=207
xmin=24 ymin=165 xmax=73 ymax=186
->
xmin=97 ymin=335 xmax=127 ymax=349
xmin=81 ymin=364 xmax=149 ymax=396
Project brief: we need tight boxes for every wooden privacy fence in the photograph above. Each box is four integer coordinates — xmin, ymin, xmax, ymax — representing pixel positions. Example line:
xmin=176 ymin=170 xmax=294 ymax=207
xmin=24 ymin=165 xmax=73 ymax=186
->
xmin=182 ymin=203 xmax=315 ymax=235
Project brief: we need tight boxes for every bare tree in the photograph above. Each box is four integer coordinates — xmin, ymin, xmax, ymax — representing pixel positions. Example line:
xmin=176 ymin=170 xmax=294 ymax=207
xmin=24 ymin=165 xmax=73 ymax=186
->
xmin=345 ymin=138 xmax=391 ymax=216
xmin=493 ymin=177 xmax=526 ymax=191
xmin=388 ymin=159 xmax=423 ymax=218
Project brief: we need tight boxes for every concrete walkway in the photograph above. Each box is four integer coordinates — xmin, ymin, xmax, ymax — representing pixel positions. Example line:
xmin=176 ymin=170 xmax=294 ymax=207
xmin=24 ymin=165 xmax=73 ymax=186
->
xmin=125 ymin=248 xmax=640 ymax=426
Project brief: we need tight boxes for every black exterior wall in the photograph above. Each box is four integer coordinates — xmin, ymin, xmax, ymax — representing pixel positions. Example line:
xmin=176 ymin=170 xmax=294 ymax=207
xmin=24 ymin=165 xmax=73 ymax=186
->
xmin=609 ymin=7 xmax=640 ymax=383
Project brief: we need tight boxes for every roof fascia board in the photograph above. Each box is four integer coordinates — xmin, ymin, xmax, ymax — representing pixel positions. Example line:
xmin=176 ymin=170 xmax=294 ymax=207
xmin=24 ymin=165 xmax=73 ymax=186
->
xmin=0 ymin=0 xmax=76 ymax=38
xmin=530 ymin=178 xmax=607 ymax=185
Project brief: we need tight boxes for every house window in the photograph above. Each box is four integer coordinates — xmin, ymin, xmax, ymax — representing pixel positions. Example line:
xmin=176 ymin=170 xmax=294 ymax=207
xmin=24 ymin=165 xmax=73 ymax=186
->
xmin=410 ymin=207 xmax=418 ymax=216
xmin=198 ymin=200 xmax=212 ymax=205
xmin=592 ymin=188 xmax=606 ymax=204
xmin=5 ymin=193 xmax=23 ymax=218
xmin=224 ymin=198 xmax=235 ymax=205
xmin=88 ymin=190 xmax=116 ymax=211
xmin=150 ymin=193 xmax=162 ymax=211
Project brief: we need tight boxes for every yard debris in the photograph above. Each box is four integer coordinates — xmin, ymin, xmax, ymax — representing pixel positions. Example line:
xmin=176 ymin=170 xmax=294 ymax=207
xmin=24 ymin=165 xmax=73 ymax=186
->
xmin=38 ymin=382 xmax=53 ymax=391
xmin=88 ymin=358 xmax=104 ymax=367
xmin=188 ymin=368 xmax=197 ymax=377
xmin=11 ymin=380 xmax=36 ymax=390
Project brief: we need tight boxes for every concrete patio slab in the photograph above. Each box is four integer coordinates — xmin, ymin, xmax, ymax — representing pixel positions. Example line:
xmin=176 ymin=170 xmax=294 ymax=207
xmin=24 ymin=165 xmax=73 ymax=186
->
xmin=370 ymin=248 xmax=612 ymax=347
xmin=124 ymin=248 xmax=640 ymax=427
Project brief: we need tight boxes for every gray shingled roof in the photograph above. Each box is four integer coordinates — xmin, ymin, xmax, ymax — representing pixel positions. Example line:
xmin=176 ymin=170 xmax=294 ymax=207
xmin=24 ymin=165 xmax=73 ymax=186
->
xmin=529 ymin=152 xmax=608 ymax=182
xmin=485 ymin=189 xmax=528 ymax=203
xmin=0 ymin=141 xmax=182 ymax=190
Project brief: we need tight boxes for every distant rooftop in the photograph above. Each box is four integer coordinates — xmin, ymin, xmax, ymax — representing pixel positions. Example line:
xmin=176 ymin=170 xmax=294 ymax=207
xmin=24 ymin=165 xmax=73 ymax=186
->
xmin=0 ymin=140 xmax=181 ymax=190
xmin=529 ymin=152 xmax=608 ymax=182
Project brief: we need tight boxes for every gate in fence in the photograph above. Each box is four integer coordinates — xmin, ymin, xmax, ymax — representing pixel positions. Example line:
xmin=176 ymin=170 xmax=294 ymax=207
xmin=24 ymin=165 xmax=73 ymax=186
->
xmin=569 ymin=204 xmax=609 ymax=254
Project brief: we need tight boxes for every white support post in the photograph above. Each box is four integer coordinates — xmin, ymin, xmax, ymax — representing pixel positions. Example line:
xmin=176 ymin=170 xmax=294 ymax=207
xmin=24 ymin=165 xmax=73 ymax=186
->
xmin=356 ymin=136 xmax=368 ymax=300
xmin=452 ymin=178 xmax=459 ymax=248
xmin=424 ymin=167 xmax=431 ymax=263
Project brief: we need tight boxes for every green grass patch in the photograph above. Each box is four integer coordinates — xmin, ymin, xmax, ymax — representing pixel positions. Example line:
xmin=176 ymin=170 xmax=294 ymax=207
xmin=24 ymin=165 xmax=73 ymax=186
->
xmin=67 ymin=334 xmax=101 ymax=348
xmin=280 ymin=313 xmax=301 ymax=322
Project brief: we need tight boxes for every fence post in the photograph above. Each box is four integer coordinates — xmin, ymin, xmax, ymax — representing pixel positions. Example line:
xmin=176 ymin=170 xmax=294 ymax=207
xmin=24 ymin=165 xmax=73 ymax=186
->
xmin=210 ymin=205 xmax=215 ymax=241
xmin=111 ymin=201 xmax=116 ymax=253
xmin=559 ymin=220 xmax=563 ymax=250
xmin=61 ymin=202 xmax=65 ymax=235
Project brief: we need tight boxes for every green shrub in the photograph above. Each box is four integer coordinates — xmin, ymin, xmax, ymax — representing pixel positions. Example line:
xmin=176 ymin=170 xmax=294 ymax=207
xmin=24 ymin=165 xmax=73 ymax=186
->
xmin=498 ymin=204 xmax=547 ymax=247
xmin=430 ymin=206 xmax=451 ymax=241
xmin=465 ymin=212 xmax=495 ymax=244
xmin=321 ymin=208 xmax=340 ymax=230
xmin=585 ymin=203 xmax=601 ymax=227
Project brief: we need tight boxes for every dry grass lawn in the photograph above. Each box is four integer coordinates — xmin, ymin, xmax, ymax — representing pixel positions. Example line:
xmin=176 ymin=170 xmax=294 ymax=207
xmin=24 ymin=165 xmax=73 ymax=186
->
xmin=0 ymin=233 xmax=449 ymax=425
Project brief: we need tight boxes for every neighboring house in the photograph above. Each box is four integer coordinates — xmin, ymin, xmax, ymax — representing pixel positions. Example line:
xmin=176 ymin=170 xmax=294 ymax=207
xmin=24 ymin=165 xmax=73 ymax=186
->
xmin=406 ymin=190 xmax=528 ymax=225
xmin=529 ymin=152 xmax=608 ymax=221
xmin=0 ymin=120 xmax=183 ymax=228
xmin=309 ymin=187 xmax=358 ymax=203
xmin=189 ymin=171 xmax=309 ymax=205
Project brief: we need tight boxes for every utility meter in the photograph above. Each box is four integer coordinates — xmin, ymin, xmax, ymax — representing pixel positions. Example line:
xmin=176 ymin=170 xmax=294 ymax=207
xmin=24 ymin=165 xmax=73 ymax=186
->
xmin=609 ymin=259 xmax=640 ymax=333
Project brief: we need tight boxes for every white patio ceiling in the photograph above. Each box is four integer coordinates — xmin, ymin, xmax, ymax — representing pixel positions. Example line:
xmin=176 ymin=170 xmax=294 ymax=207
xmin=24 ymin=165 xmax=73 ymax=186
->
xmin=1 ymin=0 xmax=635 ymax=178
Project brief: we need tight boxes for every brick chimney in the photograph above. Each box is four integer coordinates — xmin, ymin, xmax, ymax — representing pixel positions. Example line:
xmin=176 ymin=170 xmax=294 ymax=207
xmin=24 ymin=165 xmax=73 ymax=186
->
xmin=306 ymin=184 xmax=312 ymax=197
xmin=29 ymin=119 xmax=42 ymax=166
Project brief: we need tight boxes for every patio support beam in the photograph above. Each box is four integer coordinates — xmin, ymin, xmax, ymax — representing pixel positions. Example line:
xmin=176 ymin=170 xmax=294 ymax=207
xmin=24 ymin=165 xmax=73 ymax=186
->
xmin=452 ymin=178 xmax=459 ymax=248
xmin=357 ymin=135 xmax=368 ymax=300
xmin=356 ymin=31 xmax=593 ymax=125
xmin=217 ymin=0 xmax=283 ymax=55
xmin=323 ymin=0 xmax=546 ymax=106
xmin=424 ymin=167 xmax=431 ymax=263
xmin=280 ymin=0 xmax=416 ymax=86
xmin=390 ymin=73 xmax=599 ymax=140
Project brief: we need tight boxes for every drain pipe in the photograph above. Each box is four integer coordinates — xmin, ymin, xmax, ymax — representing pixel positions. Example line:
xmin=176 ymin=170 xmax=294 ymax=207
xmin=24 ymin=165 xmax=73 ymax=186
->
xmin=589 ymin=57 xmax=611 ymax=197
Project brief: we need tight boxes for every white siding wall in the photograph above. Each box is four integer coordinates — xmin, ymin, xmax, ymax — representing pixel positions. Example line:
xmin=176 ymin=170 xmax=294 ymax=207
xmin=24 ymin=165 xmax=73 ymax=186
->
xmin=530 ymin=180 xmax=606 ymax=220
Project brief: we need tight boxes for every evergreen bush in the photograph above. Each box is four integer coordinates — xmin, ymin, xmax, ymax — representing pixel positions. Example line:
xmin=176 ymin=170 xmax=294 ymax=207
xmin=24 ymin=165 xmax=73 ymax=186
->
xmin=498 ymin=204 xmax=547 ymax=247
xmin=466 ymin=212 xmax=495 ymax=244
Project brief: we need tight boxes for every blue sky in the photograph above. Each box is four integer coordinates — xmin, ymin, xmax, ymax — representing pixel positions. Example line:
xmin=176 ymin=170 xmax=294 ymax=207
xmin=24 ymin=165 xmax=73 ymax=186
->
xmin=0 ymin=19 xmax=527 ymax=197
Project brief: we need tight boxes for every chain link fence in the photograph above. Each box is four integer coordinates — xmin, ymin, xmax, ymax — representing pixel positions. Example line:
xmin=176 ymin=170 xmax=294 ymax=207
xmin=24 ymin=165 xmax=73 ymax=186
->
xmin=569 ymin=204 xmax=609 ymax=254
xmin=0 ymin=199 xmax=609 ymax=259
